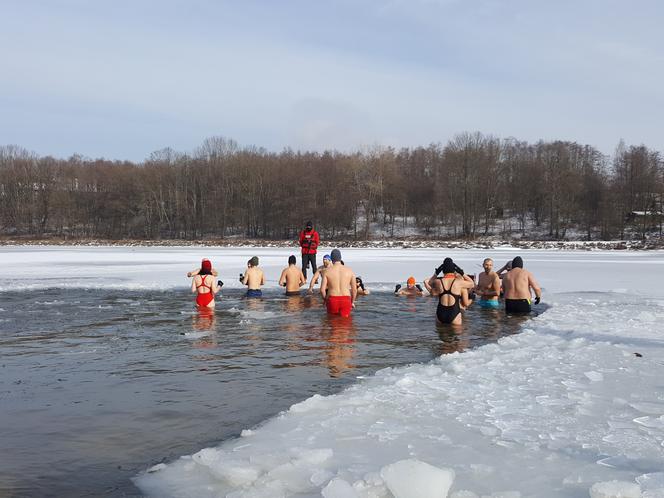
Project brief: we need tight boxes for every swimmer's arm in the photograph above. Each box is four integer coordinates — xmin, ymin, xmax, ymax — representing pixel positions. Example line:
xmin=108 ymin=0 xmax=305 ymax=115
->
xmin=350 ymin=272 xmax=358 ymax=304
xmin=260 ymin=270 xmax=265 ymax=286
xmin=320 ymin=273 xmax=328 ymax=300
xmin=459 ymin=278 xmax=475 ymax=290
xmin=460 ymin=288 xmax=472 ymax=308
xmin=496 ymin=262 xmax=510 ymax=275
xmin=188 ymin=268 xmax=218 ymax=278
xmin=278 ymin=269 xmax=287 ymax=287
xmin=309 ymin=270 xmax=321 ymax=288
xmin=241 ymin=273 xmax=249 ymax=286
xmin=212 ymin=279 xmax=220 ymax=294
xmin=191 ymin=278 xmax=197 ymax=293
xmin=423 ymin=279 xmax=433 ymax=293
xmin=528 ymin=273 xmax=542 ymax=299
xmin=299 ymin=270 xmax=306 ymax=287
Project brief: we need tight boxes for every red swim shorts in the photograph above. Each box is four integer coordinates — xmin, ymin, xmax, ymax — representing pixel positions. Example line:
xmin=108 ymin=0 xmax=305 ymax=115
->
xmin=326 ymin=295 xmax=352 ymax=317
xmin=196 ymin=292 xmax=214 ymax=307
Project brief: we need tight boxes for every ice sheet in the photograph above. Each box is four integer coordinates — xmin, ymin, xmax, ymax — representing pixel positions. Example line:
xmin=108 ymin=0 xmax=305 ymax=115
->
xmin=2 ymin=246 xmax=663 ymax=497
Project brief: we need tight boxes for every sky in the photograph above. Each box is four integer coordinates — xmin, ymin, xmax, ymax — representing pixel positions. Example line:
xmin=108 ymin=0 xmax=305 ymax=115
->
xmin=0 ymin=0 xmax=662 ymax=161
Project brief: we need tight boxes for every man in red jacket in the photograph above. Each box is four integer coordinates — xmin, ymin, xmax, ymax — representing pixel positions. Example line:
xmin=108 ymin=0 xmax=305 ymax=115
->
xmin=299 ymin=220 xmax=320 ymax=279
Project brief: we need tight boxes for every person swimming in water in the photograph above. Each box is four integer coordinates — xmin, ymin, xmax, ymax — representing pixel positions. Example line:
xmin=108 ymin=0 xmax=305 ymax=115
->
xmin=475 ymin=258 xmax=501 ymax=308
xmin=395 ymin=277 xmax=424 ymax=296
xmin=241 ymin=256 xmax=265 ymax=298
xmin=279 ymin=255 xmax=307 ymax=296
xmin=321 ymin=249 xmax=357 ymax=318
xmin=501 ymin=256 xmax=541 ymax=313
xmin=355 ymin=276 xmax=370 ymax=296
xmin=308 ymin=254 xmax=332 ymax=293
xmin=191 ymin=258 xmax=221 ymax=309
xmin=428 ymin=258 xmax=474 ymax=325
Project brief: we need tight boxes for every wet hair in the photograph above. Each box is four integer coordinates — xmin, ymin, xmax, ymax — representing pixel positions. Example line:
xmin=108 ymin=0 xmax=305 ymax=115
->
xmin=483 ymin=258 xmax=493 ymax=264
xmin=249 ymin=256 xmax=259 ymax=267
xmin=288 ymin=255 xmax=296 ymax=265
xmin=511 ymin=256 xmax=523 ymax=269
xmin=442 ymin=257 xmax=456 ymax=274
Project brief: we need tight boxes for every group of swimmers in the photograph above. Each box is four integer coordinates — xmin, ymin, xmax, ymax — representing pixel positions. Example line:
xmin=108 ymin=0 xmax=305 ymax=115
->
xmin=393 ymin=256 xmax=541 ymax=325
xmin=187 ymin=250 xmax=542 ymax=325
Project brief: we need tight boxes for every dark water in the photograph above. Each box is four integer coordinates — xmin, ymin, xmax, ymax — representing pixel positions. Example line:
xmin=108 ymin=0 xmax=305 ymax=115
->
xmin=0 ymin=288 xmax=535 ymax=497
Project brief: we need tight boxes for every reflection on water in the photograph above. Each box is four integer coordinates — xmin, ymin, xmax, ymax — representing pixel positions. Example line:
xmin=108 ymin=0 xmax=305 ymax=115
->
xmin=0 ymin=288 xmax=536 ymax=497
xmin=321 ymin=314 xmax=357 ymax=378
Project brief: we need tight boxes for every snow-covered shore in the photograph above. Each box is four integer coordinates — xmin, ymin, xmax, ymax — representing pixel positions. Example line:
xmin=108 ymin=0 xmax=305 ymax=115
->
xmin=1 ymin=237 xmax=663 ymax=251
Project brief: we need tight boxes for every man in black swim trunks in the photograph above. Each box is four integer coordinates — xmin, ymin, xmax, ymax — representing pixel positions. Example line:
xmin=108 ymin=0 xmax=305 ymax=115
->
xmin=279 ymin=255 xmax=307 ymax=296
xmin=501 ymin=256 xmax=541 ymax=313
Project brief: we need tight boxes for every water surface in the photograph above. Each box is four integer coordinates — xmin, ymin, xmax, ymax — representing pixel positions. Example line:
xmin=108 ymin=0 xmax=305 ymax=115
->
xmin=0 ymin=288 xmax=534 ymax=497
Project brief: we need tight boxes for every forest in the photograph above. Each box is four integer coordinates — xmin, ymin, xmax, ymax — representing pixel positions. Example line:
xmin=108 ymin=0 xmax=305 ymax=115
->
xmin=0 ymin=133 xmax=662 ymax=241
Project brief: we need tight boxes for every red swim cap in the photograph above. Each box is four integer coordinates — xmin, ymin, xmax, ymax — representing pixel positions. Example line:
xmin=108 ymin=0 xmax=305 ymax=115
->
xmin=202 ymin=259 xmax=212 ymax=271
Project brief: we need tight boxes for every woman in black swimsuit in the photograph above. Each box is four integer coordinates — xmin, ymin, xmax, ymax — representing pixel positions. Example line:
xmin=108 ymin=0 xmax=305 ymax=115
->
xmin=431 ymin=258 xmax=474 ymax=325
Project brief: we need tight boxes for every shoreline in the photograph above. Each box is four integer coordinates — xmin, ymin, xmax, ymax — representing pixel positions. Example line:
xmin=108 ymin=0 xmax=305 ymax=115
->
xmin=0 ymin=237 xmax=662 ymax=251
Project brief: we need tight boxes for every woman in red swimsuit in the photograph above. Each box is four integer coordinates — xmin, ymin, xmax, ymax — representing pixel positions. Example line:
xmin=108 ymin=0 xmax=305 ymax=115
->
xmin=191 ymin=259 xmax=220 ymax=309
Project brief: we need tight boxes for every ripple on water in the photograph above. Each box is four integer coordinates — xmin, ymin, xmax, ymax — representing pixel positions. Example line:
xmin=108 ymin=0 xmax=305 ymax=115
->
xmin=0 ymin=287 xmax=533 ymax=496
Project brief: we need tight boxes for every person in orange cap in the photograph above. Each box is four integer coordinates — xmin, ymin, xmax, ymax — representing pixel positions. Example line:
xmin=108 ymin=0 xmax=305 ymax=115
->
xmin=394 ymin=276 xmax=424 ymax=296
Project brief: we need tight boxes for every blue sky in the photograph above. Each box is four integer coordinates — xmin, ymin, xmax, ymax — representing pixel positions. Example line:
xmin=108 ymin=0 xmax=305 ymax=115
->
xmin=1 ymin=0 xmax=662 ymax=160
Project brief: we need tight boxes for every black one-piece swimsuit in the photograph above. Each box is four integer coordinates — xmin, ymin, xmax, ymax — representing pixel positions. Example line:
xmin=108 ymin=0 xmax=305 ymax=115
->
xmin=436 ymin=279 xmax=461 ymax=323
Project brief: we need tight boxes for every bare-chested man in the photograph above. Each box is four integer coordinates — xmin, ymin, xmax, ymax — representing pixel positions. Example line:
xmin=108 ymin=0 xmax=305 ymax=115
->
xmin=320 ymin=249 xmax=357 ymax=318
xmin=241 ymin=256 xmax=265 ymax=298
xmin=475 ymin=258 xmax=501 ymax=309
xmin=501 ymin=256 xmax=541 ymax=313
xmin=308 ymin=254 xmax=332 ymax=293
xmin=428 ymin=258 xmax=475 ymax=325
xmin=279 ymin=255 xmax=306 ymax=296
xmin=395 ymin=276 xmax=424 ymax=296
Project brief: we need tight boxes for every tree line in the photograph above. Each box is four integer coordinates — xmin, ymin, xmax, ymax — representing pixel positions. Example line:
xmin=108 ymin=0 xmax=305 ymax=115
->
xmin=0 ymin=133 xmax=662 ymax=241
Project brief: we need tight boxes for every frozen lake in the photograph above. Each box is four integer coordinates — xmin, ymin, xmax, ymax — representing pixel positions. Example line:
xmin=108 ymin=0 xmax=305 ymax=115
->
xmin=1 ymin=246 xmax=663 ymax=497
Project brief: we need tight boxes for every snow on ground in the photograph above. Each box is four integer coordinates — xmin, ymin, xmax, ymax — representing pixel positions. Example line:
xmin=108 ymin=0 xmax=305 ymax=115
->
xmin=2 ymin=246 xmax=664 ymax=497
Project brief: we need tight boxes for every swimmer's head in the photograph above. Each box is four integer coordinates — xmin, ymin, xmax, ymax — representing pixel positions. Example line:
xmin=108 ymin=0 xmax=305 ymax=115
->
xmin=248 ymin=256 xmax=259 ymax=267
xmin=483 ymin=258 xmax=493 ymax=272
xmin=511 ymin=256 xmax=523 ymax=269
xmin=201 ymin=258 xmax=212 ymax=274
xmin=288 ymin=255 xmax=296 ymax=265
xmin=442 ymin=257 xmax=456 ymax=274
xmin=331 ymin=249 xmax=342 ymax=263
xmin=407 ymin=276 xmax=416 ymax=287
xmin=323 ymin=254 xmax=331 ymax=266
